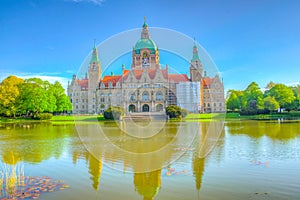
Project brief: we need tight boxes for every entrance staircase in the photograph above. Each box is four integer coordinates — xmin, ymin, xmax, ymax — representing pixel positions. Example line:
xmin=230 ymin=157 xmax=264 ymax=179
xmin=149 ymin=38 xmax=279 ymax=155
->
xmin=122 ymin=112 xmax=167 ymax=121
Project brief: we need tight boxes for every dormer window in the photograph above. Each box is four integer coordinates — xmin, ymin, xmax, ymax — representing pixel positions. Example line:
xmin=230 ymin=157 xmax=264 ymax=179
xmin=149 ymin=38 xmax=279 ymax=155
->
xmin=108 ymin=82 xmax=113 ymax=88
xmin=100 ymin=83 xmax=105 ymax=89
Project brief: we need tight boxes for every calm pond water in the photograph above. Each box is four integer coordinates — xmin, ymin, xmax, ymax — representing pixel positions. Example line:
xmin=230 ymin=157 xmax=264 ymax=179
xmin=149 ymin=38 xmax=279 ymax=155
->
xmin=0 ymin=120 xmax=300 ymax=200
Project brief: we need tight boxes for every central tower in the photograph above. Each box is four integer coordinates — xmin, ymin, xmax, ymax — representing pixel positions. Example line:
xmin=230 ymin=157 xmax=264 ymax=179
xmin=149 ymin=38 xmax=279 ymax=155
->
xmin=131 ymin=17 xmax=160 ymax=69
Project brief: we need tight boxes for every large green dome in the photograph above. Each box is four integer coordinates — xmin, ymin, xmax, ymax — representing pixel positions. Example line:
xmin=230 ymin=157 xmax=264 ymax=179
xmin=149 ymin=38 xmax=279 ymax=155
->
xmin=134 ymin=38 xmax=157 ymax=54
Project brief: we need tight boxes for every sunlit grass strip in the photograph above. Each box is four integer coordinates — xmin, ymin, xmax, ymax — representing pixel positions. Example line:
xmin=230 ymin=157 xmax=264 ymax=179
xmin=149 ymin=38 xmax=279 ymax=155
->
xmin=51 ymin=115 xmax=105 ymax=121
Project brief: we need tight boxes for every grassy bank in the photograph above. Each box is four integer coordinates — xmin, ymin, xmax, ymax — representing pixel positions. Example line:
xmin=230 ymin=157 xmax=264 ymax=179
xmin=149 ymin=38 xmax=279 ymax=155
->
xmin=51 ymin=115 xmax=105 ymax=121
xmin=0 ymin=115 xmax=106 ymax=124
xmin=185 ymin=112 xmax=300 ymax=121
xmin=2 ymin=112 xmax=300 ymax=124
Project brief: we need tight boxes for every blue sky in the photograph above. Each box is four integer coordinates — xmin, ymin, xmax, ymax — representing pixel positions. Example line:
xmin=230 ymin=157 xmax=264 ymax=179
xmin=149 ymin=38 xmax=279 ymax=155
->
xmin=0 ymin=0 xmax=300 ymax=92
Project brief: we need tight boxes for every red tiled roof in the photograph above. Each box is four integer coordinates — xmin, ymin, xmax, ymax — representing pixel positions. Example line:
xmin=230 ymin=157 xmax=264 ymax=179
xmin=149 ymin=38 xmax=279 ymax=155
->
xmin=148 ymin=68 xmax=156 ymax=79
xmin=161 ymin=69 xmax=168 ymax=79
xmin=132 ymin=69 xmax=143 ymax=80
xmin=100 ymin=75 xmax=122 ymax=87
xmin=202 ymin=77 xmax=213 ymax=87
xmin=76 ymin=79 xmax=88 ymax=89
xmin=99 ymin=69 xmax=189 ymax=86
xmin=122 ymin=68 xmax=168 ymax=81
xmin=168 ymin=74 xmax=189 ymax=83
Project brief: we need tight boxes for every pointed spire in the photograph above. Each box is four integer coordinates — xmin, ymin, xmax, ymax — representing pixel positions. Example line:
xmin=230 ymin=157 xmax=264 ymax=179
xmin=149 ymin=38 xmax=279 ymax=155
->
xmin=191 ymin=38 xmax=201 ymax=62
xmin=141 ymin=16 xmax=150 ymax=39
xmin=143 ymin=16 xmax=148 ymax=27
xmin=90 ymin=40 xmax=100 ymax=66
xmin=93 ymin=38 xmax=96 ymax=49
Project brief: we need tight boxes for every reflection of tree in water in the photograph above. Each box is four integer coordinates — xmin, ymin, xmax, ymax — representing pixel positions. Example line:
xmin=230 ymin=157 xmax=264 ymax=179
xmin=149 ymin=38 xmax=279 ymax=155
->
xmin=0 ymin=123 xmax=73 ymax=164
xmin=226 ymin=121 xmax=299 ymax=140
xmin=134 ymin=170 xmax=161 ymax=200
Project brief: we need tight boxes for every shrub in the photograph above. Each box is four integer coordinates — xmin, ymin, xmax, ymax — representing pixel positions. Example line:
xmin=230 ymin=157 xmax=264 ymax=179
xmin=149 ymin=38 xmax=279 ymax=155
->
xmin=33 ymin=113 xmax=53 ymax=120
xmin=104 ymin=106 xmax=125 ymax=120
xmin=166 ymin=105 xmax=188 ymax=119
xmin=240 ymin=108 xmax=270 ymax=115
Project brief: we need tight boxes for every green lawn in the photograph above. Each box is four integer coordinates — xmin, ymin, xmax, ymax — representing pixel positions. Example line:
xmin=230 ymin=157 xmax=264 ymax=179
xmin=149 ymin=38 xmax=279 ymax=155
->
xmin=51 ymin=115 xmax=105 ymax=121
xmin=185 ymin=112 xmax=300 ymax=121
xmin=2 ymin=111 xmax=300 ymax=124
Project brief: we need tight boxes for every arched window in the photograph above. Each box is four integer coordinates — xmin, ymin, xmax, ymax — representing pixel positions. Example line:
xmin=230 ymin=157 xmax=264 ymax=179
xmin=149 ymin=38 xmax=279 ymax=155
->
xmin=156 ymin=91 xmax=163 ymax=101
xmin=116 ymin=82 xmax=121 ymax=88
xmin=100 ymin=93 xmax=105 ymax=103
xmin=116 ymin=93 xmax=121 ymax=102
xmin=129 ymin=93 xmax=136 ymax=101
xmin=142 ymin=91 xmax=149 ymax=101
xmin=207 ymin=103 xmax=210 ymax=107
xmin=108 ymin=93 xmax=112 ymax=102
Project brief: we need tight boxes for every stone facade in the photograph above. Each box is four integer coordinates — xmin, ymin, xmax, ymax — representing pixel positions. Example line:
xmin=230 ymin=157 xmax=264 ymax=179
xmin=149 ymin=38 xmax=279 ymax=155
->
xmin=68 ymin=19 xmax=225 ymax=114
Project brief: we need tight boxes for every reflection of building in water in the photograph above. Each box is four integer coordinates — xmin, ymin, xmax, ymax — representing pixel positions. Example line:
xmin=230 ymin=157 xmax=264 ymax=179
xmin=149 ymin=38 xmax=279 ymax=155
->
xmin=192 ymin=121 xmax=225 ymax=192
xmin=67 ymin=17 xmax=225 ymax=114
xmin=193 ymin=157 xmax=205 ymax=191
xmin=71 ymin=145 xmax=103 ymax=191
xmin=192 ymin=122 xmax=207 ymax=192
xmin=134 ymin=170 xmax=161 ymax=200
xmin=88 ymin=155 xmax=103 ymax=190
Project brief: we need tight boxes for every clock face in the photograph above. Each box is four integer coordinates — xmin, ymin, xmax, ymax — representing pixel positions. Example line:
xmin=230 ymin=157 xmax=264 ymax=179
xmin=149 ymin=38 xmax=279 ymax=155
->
xmin=142 ymin=52 xmax=149 ymax=68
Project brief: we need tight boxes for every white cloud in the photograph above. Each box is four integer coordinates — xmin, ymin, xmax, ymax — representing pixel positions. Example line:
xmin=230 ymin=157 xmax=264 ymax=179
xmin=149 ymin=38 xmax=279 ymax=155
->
xmin=286 ymin=82 xmax=300 ymax=87
xmin=65 ymin=0 xmax=105 ymax=6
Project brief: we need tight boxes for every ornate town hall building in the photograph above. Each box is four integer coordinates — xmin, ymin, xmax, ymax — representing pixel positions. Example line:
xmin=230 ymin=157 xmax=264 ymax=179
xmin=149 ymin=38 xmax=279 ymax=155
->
xmin=68 ymin=19 xmax=225 ymax=114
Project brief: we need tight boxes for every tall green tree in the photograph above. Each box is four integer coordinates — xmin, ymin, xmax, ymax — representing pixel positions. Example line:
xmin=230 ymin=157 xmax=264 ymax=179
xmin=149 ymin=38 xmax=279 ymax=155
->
xmin=0 ymin=76 xmax=24 ymax=117
xmin=226 ymin=90 xmax=242 ymax=111
xmin=243 ymin=82 xmax=264 ymax=109
xmin=286 ymin=86 xmax=300 ymax=111
xmin=263 ymin=96 xmax=279 ymax=112
xmin=266 ymin=81 xmax=276 ymax=90
xmin=17 ymin=80 xmax=48 ymax=115
xmin=49 ymin=81 xmax=72 ymax=112
xmin=268 ymin=84 xmax=295 ymax=110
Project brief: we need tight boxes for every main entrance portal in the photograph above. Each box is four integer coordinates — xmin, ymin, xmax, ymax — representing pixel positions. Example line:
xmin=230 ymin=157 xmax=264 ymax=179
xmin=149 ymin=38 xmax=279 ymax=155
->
xmin=142 ymin=104 xmax=149 ymax=112
xmin=129 ymin=104 xmax=136 ymax=112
